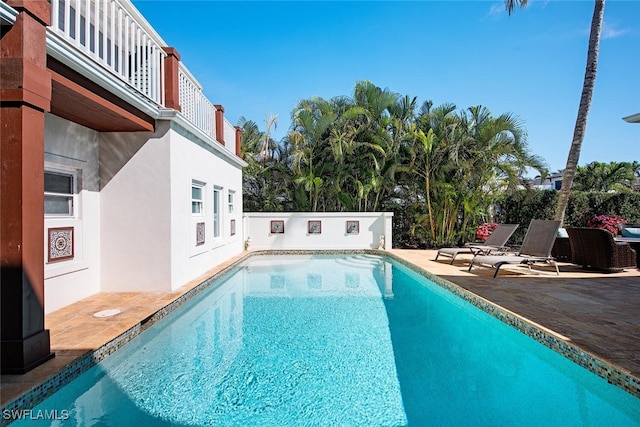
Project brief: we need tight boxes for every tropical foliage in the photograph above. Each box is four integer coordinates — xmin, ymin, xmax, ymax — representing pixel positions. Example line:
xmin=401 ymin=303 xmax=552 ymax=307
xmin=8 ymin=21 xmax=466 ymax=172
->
xmin=573 ymin=161 xmax=640 ymax=192
xmin=495 ymin=190 xmax=640 ymax=243
xmin=239 ymin=115 xmax=291 ymax=212
xmin=240 ymin=80 xmax=547 ymax=247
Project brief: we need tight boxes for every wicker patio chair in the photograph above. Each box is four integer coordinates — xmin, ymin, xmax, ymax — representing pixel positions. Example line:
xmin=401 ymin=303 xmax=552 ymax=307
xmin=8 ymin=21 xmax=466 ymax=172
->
xmin=551 ymin=236 xmax=572 ymax=262
xmin=565 ymin=227 xmax=637 ymax=272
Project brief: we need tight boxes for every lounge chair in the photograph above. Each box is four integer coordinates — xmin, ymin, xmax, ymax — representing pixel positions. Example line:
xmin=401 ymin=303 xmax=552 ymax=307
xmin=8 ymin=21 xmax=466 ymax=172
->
xmin=435 ymin=223 xmax=519 ymax=264
xmin=468 ymin=220 xmax=561 ymax=277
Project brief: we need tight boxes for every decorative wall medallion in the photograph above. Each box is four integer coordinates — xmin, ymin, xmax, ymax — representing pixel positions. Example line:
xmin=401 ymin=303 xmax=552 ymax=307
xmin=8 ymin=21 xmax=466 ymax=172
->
xmin=308 ymin=220 xmax=322 ymax=234
xmin=346 ymin=220 xmax=360 ymax=234
xmin=196 ymin=222 xmax=205 ymax=246
xmin=230 ymin=219 xmax=236 ymax=236
xmin=48 ymin=227 xmax=74 ymax=262
xmin=271 ymin=220 xmax=284 ymax=234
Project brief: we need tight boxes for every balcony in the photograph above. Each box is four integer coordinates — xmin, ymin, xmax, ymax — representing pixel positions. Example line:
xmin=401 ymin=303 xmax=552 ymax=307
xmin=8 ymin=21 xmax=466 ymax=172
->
xmin=42 ymin=0 xmax=238 ymax=154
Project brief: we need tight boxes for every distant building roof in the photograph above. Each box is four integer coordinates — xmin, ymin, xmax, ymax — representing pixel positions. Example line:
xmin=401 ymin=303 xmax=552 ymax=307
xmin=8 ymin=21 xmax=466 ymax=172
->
xmin=622 ymin=113 xmax=640 ymax=123
xmin=529 ymin=172 xmax=564 ymax=190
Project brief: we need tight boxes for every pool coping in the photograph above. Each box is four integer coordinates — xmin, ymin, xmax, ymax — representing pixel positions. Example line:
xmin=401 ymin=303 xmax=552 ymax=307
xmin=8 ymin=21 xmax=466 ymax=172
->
xmin=2 ymin=249 xmax=639 ymax=422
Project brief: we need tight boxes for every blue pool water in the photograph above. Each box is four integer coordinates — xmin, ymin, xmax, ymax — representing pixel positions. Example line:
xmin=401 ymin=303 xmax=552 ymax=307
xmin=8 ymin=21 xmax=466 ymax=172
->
xmin=11 ymin=255 xmax=640 ymax=426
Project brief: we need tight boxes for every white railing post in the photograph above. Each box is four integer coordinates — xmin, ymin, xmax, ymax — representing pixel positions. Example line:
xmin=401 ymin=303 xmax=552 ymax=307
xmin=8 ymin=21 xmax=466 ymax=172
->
xmin=51 ymin=0 xmax=59 ymax=30
xmin=92 ymin=0 xmax=98 ymax=59
xmin=110 ymin=0 xmax=115 ymax=68
xmin=158 ymin=46 xmax=162 ymax=103
xmin=63 ymin=0 xmax=70 ymax=36
xmin=84 ymin=0 xmax=90 ymax=50
xmin=116 ymin=5 xmax=122 ymax=72
xmin=101 ymin=0 xmax=107 ymax=63
xmin=74 ymin=0 xmax=81 ymax=46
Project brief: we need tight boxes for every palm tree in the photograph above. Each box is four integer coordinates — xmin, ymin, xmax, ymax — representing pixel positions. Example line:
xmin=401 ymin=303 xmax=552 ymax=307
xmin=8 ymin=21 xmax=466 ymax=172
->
xmin=505 ymin=0 xmax=606 ymax=224
xmin=410 ymin=101 xmax=458 ymax=243
xmin=573 ymin=161 xmax=639 ymax=192
xmin=288 ymin=81 xmax=403 ymax=212
xmin=407 ymin=102 xmax=544 ymax=246
xmin=452 ymin=106 xmax=545 ymax=242
xmin=239 ymin=116 xmax=293 ymax=211
xmin=288 ymin=97 xmax=337 ymax=211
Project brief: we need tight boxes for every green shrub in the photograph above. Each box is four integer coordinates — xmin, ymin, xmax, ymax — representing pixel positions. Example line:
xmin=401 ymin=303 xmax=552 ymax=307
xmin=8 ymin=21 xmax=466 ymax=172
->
xmin=494 ymin=190 xmax=640 ymax=243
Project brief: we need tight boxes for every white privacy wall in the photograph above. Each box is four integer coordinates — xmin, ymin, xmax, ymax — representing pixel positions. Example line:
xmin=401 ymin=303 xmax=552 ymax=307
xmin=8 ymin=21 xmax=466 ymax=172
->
xmin=243 ymin=212 xmax=393 ymax=250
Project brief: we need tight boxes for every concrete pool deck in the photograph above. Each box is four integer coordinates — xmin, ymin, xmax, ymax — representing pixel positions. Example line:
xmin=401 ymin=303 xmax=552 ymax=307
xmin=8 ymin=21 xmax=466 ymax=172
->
xmin=2 ymin=249 xmax=639 ymax=410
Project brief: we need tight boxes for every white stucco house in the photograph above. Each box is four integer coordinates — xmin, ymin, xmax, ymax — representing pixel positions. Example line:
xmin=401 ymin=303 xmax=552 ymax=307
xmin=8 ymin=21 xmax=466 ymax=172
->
xmin=1 ymin=0 xmax=245 ymax=372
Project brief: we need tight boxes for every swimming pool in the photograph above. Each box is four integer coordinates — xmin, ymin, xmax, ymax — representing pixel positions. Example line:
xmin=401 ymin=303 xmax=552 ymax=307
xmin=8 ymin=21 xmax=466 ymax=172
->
xmin=9 ymin=254 xmax=640 ymax=426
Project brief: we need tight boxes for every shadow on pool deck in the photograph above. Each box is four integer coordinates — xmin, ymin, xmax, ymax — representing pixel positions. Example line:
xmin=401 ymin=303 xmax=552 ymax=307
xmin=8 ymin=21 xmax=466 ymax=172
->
xmin=1 ymin=249 xmax=639 ymax=409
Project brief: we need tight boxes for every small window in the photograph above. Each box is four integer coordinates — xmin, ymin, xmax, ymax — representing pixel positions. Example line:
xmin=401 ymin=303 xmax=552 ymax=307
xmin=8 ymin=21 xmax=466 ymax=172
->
xmin=45 ymin=171 xmax=75 ymax=216
xmin=213 ymin=187 xmax=221 ymax=238
xmin=192 ymin=182 xmax=204 ymax=215
xmin=228 ymin=191 xmax=235 ymax=214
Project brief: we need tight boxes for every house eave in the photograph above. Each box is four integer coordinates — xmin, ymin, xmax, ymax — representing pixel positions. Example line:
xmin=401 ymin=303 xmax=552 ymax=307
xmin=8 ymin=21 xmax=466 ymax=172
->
xmin=169 ymin=113 xmax=248 ymax=169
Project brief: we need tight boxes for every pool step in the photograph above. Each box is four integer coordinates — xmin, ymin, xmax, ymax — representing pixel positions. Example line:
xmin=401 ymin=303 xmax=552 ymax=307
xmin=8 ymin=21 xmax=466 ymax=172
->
xmin=335 ymin=255 xmax=384 ymax=269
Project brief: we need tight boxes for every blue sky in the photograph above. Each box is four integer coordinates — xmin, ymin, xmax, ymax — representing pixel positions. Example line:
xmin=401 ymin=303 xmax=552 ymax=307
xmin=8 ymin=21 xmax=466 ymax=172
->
xmin=133 ymin=0 xmax=639 ymax=173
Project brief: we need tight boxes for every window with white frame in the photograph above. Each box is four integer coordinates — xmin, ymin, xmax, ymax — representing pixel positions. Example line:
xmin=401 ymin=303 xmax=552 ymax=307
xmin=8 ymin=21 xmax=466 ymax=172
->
xmin=213 ymin=187 xmax=221 ymax=238
xmin=228 ymin=191 xmax=235 ymax=214
xmin=44 ymin=170 xmax=76 ymax=216
xmin=192 ymin=181 xmax=204 ymax=215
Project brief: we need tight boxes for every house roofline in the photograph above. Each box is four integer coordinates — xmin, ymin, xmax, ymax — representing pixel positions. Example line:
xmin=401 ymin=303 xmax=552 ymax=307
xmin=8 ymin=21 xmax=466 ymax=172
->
xmin=622 ymin=113 xmax=640 ymax=123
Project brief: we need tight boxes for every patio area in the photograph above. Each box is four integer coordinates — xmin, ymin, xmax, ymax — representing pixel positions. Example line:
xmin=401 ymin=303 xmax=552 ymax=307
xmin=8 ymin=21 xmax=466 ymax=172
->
xmin=1 ymin=249 xmax=639 ymax=409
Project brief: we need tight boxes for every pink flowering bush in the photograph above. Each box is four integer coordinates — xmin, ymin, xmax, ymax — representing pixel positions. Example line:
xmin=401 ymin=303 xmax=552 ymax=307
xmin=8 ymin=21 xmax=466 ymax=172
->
xmin=586 ymin=215 xmax=627 ymax=235
xmin=476 ymin=222 xmax=498 ymax=241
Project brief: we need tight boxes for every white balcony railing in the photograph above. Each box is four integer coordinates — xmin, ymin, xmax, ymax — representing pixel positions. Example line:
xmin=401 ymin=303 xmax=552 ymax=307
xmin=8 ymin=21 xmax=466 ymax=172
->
xmin=45 ymin=0 xmax=236 ymax=151
xmin=224 ymin=118 xmax=236 ymax=150
xmin=50 ymin=0 xmax=166 ymax=106
xmin=178 ymin=64 xmax=215 ymax=140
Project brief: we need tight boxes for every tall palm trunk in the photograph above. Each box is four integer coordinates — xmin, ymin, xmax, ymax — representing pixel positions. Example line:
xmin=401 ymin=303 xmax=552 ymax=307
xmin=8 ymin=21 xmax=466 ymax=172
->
xmin=425 ymin=174 xmax=436 ymax=240
xmin=554 ymin=0 xmax=605 ymax=224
